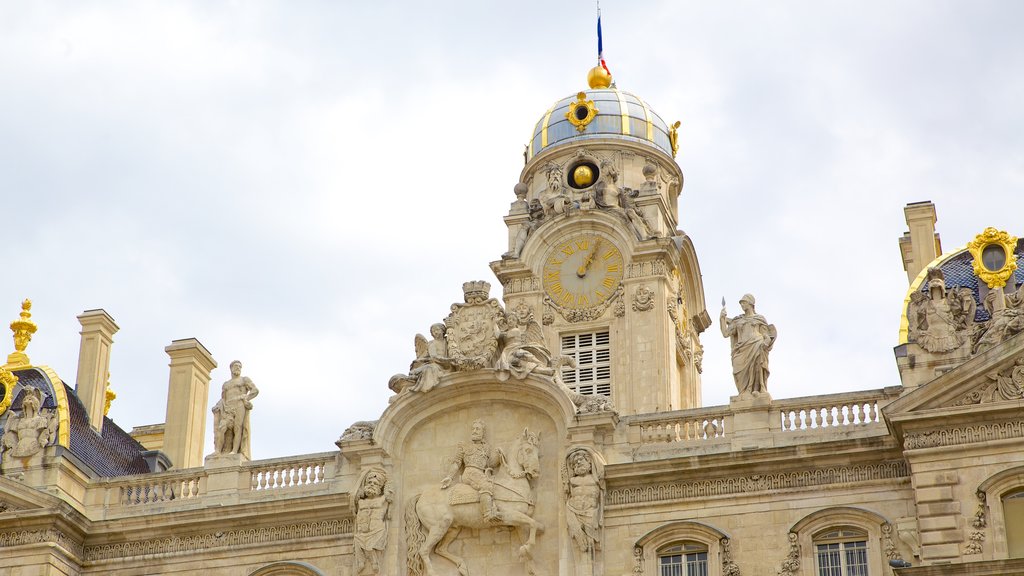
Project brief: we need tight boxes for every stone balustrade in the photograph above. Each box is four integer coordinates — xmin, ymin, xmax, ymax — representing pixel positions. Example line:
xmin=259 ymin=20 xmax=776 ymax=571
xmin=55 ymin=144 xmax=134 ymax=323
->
xmin=628 ymin=408 xmax=731 ymax=445
xmin=108 ymin=470 xmax=207 ymax=506
xmin=249 ymin=456 xmax=330 ymax=491
xmin=774 ymin=387 xmax=902 ymax=432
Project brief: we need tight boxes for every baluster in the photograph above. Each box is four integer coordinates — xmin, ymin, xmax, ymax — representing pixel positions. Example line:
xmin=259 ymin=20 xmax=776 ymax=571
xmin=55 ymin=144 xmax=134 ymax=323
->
xmin=261 ymin=470 xmax=270 ymax=490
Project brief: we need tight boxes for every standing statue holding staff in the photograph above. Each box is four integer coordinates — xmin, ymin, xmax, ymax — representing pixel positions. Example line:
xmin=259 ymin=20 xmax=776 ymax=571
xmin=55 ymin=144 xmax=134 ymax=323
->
xmin=720 ymin=294 xmax=777 ymax=397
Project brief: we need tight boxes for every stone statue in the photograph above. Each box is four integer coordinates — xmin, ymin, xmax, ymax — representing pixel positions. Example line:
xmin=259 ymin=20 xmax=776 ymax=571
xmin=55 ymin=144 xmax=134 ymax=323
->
xmin=720 ymin=294 xmax=777 ymax=397
xmin=562 ymin=447 xmax=604 ymax=555
xmin=440 ymin=419 xmax=503 ymax=523
xmin=553 ymin=356 xmax=617 ymax=415
xmin=592 ymin=161 xmax=621 ymax=209
xmin=212 ymin=360 xmax=259 ymax=458
xmin=973 ymin=288 xmax=1024 ymax=354
xmin=503 ymin=218 xmax=538 ymax=259
xmin=406 ymin=426 xmax=543 ymax=576
xmin=352 ymin=467 xmax=393 ymax=576
xmin=390 ymin=324 xmax=451 ymax=395
xmin=338 ymin=420 xmax=377 ymax=444
xmin=909 ymin=268 xmax=967 ymax=353
xmin=1 ymin=388 xmax=56 ymax=460
xmin=540 ymin=166 xmax=571 ymax=217
xmin=619 ymin=188 xmax=654 ymax=240
xmin=497 ymin=305 xmax=555 ymax=381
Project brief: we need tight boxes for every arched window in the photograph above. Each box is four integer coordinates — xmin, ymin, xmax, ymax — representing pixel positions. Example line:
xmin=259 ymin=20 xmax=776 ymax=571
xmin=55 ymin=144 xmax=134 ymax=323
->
xmin=249 ymin=561 xmax=325 ymax=576
xmin=813 ymin=527 xmax=869 ymax=576
xmin=1004 ymin=489 xmax=1024 ymax=558
xmin=633 ymin=521 xmax=728 ymax=576
xmin=657 ymin=541 xmax=708 ymax=576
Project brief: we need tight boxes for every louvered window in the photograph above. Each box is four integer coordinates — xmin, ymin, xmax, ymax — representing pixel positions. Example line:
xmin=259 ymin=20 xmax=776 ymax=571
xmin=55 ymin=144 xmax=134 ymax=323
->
xmin=560 ymin=331 xmax=611 ymax=397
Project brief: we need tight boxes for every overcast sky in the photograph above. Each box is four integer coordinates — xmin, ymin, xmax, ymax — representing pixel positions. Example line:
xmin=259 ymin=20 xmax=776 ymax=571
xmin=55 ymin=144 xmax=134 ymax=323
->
xmin=2 ymin=1 xmax=1023 ymax=460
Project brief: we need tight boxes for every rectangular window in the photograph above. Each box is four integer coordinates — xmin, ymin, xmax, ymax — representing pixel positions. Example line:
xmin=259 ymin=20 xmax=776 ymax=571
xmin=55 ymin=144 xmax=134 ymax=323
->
xmin=659 ymin=552 xmax=708 ymax=576
xmin=815 ymin=541 xmax=867 ymax=576
xmin=560 ymin=331 xmax=611 ymax=397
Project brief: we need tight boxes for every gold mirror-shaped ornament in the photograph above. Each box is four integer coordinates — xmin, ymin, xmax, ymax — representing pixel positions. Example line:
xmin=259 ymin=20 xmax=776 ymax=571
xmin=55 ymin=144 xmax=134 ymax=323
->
xmin=968 ymin=227 xmax=1018 ymax=288
xmin=543 ymin=233 xmax=624 ymax=310
xmin=0 ymin=366 xmax=17 ymax=417
xmin=566 ymin=92 xmax=599 ymax=133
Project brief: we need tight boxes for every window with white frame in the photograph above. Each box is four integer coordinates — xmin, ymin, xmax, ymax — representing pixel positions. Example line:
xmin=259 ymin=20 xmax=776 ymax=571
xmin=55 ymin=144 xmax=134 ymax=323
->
xmin=814 ymin=528 xmax=869 ymax=576
xmin=560 ymin=331 xmax=611 ymax=396
xmin=657 ymin=542 xmax=708 ymax=576
xmin=1004 ymin=489 xmax=1024 ymax=558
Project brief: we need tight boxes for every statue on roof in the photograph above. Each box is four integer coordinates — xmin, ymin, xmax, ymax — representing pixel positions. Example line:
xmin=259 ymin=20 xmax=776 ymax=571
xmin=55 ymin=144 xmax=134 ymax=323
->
xmin=908 ymin=268 xmax=968 ymax=354
xmin=2 ymin=387 xmax=57 ymax=462
xmin=211 ymin=360 xmax=259 ymax=459
xmin=720 ymin=294 xmax=777 ymax=397
xmin=389 ymin=323 xmax=452 ymax=396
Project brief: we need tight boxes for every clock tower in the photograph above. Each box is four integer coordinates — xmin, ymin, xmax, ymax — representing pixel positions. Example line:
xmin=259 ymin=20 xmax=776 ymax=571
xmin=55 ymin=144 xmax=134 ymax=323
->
xmin=491 ymin=68 xmax=710 ymax=415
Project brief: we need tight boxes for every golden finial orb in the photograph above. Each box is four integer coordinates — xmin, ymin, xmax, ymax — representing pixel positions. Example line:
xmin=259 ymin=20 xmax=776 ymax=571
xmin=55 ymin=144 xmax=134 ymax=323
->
xmin=573 ymin=165 xmax=595 ymax=187
xmin=587 ymin=65 xmax=612 ymax=89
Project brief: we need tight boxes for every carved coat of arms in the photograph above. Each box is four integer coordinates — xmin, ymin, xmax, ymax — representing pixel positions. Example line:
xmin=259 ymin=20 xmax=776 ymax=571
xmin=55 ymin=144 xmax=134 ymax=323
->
xmin=445 ymin=281 xmax=505 ymax=371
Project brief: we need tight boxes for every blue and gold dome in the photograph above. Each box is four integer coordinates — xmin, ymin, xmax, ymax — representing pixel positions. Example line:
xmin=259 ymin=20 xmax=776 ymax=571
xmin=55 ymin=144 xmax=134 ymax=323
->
xmin=526 ymin=85 xmax=676 ymax=162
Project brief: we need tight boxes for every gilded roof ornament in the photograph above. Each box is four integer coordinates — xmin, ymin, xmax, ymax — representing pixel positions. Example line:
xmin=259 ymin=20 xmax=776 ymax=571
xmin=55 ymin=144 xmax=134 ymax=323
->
xmin=968 ymin=227 xmax=1018 ymax=288
xmin=566 ymin=92 xmax=599 ymax=133
xmin=587 ymin=65 xmax=612 ymax=89
xmin=6 ymin=299 xmax=38 ymax=368
xmin=669 ymin=121 xmax=681 ymax=158
xmin=0 ymin=365 xmax=17 ymax=417
xmin=104 ymin=373 xmax=116 ymax=416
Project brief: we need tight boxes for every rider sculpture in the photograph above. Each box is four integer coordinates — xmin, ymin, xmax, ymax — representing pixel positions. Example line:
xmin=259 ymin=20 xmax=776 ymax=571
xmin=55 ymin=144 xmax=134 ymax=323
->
xmin=441 ymin=419 xmax=503 ymax=523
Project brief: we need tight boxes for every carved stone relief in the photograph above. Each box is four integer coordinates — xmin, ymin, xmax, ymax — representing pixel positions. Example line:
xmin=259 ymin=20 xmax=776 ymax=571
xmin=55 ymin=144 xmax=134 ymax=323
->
xmin=632 ymin=545 xmax=644 ymax=575
xmin=626 ymin=259 xmax=667 ymax=279
xmin=546 ymin=285 xmax=624 ymax=324
xmin=352 ymin=467 xmax=393 ymax=575
xmin=904 ymin=420 xmax=1024 ymax=450
xmin=632 ymin=285 xmax=655 ymax=312
xmin=952 ymin=356 xmax=1024 ymax=406
xmin=406 ymin=421 xmax=544 ymax=576
xmin=1 ymin=388 xmax=56 ymax=461
xmin=497 ymin=305 xmax=556 ymax=381
xmin=445 ymin=281 xmax=505 ymax=371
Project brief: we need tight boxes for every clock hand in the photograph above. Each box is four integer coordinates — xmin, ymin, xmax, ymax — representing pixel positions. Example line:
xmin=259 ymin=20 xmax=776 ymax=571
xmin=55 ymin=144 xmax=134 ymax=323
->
xmin=576 ymin=239 xmax=602 ymax=277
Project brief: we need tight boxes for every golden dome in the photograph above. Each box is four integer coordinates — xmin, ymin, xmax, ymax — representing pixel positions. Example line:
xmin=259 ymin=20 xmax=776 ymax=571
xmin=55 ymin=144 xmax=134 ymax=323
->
xmin=587 ymin=65 xmax=612 ymax=89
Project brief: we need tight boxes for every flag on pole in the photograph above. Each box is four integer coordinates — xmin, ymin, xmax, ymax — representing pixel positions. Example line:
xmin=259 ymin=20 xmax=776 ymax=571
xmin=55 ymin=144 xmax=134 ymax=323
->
xmin=597 ymin=7 xmax=610 ymax=75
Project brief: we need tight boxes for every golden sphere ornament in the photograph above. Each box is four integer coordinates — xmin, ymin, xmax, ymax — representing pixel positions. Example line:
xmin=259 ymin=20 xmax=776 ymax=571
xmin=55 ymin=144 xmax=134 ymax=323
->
xmin=573 ymin=165 xmax=595 ymax=187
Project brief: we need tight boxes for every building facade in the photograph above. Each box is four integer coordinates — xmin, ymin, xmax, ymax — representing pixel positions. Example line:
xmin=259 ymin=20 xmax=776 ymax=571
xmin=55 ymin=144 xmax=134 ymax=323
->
xmin=1 ymin=65 xmax=1023 ymax=576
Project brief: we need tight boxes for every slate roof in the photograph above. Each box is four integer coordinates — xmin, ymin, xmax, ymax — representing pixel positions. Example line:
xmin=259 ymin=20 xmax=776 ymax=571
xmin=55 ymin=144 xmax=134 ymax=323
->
xmin=8 ymin=368 xmax=151 ymax=477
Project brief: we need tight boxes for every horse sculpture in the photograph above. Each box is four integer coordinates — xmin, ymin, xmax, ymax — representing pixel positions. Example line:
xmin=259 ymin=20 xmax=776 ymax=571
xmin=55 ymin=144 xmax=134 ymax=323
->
xmin=406 ymin=428 xmax=544 ymax=576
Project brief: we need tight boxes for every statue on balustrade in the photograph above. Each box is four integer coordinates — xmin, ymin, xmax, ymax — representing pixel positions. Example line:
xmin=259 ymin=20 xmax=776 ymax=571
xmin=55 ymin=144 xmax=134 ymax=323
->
xmin=720 ymin=294 xmax=777 ymax=397
xmin=212 ymin=360 xmax=259 ymax=459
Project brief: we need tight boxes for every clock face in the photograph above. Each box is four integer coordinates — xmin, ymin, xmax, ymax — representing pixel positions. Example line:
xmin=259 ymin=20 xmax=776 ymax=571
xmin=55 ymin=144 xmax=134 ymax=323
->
xmin=542 ymin=233 xmax=624 ymax=309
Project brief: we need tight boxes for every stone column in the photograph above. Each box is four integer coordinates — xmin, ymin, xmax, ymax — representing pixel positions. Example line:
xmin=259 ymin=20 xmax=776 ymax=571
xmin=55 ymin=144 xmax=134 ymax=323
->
xmin=75 ymin=309 xmax=119 ymax=432
xmin=163 ymin=338 xmax=216 ymax=470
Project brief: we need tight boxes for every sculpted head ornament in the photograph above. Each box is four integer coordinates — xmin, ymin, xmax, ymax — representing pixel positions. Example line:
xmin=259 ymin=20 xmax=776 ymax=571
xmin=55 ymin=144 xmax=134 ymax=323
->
xmin=740 ymin=294 xmax=755 ymax=306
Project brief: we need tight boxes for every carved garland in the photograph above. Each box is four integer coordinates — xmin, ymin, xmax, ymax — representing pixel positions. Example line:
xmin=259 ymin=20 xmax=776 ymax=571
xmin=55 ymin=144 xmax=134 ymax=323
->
xmin=607 ymin=461 xmax=910 ymax=507
xmin=721 ymin=537 xmax=741 ymax=576
xmin=83 ymin=519 xmax=352 ymax=561
xmin=904 ymin=420 xmax=1024 ymax=450
xmin=545 ymin=285 xmax=624 ymax=323
xmin=965 ymin=490 xmax=987 ymax=555
xmin=777 ymin=532 xmax=800 ymax=576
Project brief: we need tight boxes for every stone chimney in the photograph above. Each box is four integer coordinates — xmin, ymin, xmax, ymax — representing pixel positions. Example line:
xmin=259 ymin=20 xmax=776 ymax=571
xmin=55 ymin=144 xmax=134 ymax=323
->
xmin=163 ymin=338 xmax=216 ymax=470
xmin=75 ymin=309 xmax=119 ymax=432
xmin=899 ymin=201 xmax=942 ymax=284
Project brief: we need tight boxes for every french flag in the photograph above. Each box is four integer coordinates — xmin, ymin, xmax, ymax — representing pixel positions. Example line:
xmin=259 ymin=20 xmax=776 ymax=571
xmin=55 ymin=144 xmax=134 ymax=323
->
xmin=598 ymin=12 xmax=610 ymax=76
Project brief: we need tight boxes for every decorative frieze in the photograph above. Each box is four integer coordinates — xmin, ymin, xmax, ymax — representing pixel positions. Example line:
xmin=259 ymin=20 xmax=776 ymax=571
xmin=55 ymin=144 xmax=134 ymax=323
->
xmin=503 ymin=277 xmax=541 ymax=295
xmin=626 ymin=259 xmax=667 ymax=279
xmin=0 ymin=528 xmax=83 ymax=559
xmin=606 ymin=461 xmax=909 ymax=507
xmin=903 ymin=420 xmax=1024 ymax=450
xmin=83 ymin=519 xmax=352 ymax=561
